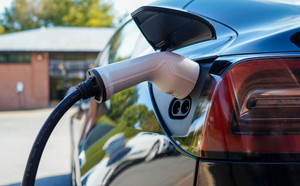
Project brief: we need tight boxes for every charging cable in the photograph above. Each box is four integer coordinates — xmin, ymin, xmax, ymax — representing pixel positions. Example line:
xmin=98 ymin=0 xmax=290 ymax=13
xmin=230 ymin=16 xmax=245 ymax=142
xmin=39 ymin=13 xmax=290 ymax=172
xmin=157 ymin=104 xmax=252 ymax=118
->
xmin=22 ymin=52 xmax=200 ymax=186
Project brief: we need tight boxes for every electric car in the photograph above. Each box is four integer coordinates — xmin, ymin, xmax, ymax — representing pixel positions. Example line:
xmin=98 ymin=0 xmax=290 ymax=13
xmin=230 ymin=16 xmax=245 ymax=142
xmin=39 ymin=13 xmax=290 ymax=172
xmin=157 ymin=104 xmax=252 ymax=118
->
xmin=71 ymin=0 xmax=300 ymax=185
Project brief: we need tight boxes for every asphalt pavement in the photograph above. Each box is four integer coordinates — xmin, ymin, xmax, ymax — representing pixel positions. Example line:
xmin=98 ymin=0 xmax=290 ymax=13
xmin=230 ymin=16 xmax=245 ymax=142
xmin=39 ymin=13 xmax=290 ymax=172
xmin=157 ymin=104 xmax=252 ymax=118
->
xmin=0 ymin=107 xmax=83 ymax=185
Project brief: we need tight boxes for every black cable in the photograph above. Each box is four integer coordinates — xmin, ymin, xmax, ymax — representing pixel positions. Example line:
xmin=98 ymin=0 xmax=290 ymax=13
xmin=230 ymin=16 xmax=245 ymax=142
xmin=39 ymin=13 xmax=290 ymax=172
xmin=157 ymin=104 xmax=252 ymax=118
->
xmin=22 ymin=89 xmax=81 ymax=186
xmin=22 ymin=78 xmax=99 ymax=186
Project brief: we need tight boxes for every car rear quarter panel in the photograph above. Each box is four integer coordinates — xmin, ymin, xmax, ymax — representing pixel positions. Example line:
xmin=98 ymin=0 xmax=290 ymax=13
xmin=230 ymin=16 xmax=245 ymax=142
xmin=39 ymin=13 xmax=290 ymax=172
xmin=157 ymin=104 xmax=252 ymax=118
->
xmin=73 ymin=20 xmax=196 ymax=186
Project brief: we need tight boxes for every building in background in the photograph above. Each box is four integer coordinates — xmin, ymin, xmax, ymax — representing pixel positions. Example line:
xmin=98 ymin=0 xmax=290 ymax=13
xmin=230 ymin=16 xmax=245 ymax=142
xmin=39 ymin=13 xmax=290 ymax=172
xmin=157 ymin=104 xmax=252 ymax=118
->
xmin=0 ymin=27 xmax=115 ymax=110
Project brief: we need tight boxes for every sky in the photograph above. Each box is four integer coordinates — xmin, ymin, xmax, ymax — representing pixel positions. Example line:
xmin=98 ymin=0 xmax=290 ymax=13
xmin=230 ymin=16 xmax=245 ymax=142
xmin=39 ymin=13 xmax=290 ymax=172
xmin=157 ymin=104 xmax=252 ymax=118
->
xmin=0 ymin=0 xmax=156 ymax=20
xmin=0 ymin=0 xmax=12 ymax=12
xmin=111 ymin=0 xmax=156 ymax=15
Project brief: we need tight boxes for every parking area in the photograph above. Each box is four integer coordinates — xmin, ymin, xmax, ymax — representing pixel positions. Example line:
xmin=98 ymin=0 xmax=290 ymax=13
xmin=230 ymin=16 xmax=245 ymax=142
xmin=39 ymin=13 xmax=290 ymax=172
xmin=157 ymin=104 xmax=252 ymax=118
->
xmin=0 ymin=107 xmax=83 ymax=185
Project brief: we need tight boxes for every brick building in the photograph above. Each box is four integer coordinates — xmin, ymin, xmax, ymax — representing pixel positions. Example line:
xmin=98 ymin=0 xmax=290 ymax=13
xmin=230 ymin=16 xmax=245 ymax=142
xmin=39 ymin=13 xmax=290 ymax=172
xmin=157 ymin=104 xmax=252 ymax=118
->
xmin=0 ymin=27 xmax=115 ymax=110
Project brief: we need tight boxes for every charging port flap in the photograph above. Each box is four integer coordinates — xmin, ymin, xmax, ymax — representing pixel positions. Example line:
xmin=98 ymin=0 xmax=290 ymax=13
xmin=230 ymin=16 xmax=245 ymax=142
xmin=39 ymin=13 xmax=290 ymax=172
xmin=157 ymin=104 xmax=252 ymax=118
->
xmin=131 ymin=6 xmax=216 ymax=51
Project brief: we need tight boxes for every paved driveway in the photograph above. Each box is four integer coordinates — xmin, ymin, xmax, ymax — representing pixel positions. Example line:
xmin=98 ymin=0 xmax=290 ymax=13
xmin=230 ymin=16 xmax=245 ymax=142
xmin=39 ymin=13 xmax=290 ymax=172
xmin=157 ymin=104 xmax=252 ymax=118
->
xmin=0 ymin=107 xmax=83 ymax=185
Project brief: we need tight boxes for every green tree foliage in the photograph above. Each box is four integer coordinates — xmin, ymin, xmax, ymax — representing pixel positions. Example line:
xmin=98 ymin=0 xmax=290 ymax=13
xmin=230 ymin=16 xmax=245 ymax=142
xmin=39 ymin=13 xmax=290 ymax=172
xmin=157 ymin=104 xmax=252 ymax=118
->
xmin=97 ymin=84 xmax=162 ymax=132
xmin=0 ymin=0 xmax=114 ymax=34
xmin=0 ymin=25 xmax=5 ymax=34
xmin=1 ymin=0 xmax=40 ymax=33
xmin=119 ymin=105 xmax=162 ymax=133
xmin=107 ymin=87 xmax=138 ymax=121
xmin=37 ymin=0 xmax=74 ymax=26
xmin=62 ymin=0 xmax=113 ymax=27
xmin=119 ymin=105 xmax=149 ymax=127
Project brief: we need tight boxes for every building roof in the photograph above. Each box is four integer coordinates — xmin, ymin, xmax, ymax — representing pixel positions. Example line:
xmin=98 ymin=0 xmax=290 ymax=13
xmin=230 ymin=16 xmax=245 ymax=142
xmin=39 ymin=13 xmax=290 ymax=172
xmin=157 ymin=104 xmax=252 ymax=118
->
xmin=0 ymin=27 xmax=116 ymax=52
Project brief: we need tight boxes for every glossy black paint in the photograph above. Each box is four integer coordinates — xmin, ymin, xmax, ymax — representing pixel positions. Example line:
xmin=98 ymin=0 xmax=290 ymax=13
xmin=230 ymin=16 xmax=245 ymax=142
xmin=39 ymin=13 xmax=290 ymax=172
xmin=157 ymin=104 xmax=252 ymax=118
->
xmin=72 ymin=0 xmax=300 ymax=185
xmin=72 ymin=20 xmax=196 ymax=186
xmin=149 ymin=0 xmax=300 ymax=55
xmin=291 ymin=31 xmax=300 ymax=48
xmin=197 ymin=160 xmax=300 ymax=186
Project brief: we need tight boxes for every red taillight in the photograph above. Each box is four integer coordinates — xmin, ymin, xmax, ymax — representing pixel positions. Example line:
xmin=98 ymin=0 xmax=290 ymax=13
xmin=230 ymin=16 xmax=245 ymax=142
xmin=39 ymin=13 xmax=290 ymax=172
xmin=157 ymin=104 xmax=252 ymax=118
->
xmin=199 ymin=57 xmax=300 ymax=161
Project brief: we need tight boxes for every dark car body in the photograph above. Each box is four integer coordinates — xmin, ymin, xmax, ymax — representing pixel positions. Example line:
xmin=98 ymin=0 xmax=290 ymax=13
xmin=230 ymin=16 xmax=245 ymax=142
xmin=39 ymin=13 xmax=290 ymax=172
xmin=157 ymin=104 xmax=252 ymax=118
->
xmin=71 ymin=0 xmax=300 ymax=185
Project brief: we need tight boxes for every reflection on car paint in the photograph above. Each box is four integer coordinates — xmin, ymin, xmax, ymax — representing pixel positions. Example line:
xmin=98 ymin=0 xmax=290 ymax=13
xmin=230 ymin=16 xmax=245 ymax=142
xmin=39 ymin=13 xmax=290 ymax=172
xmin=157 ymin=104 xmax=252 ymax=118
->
xmin=78 ymin=82 xmax=194 ymax=186
xmin=75 ymin=20 xmax=195 ymax=186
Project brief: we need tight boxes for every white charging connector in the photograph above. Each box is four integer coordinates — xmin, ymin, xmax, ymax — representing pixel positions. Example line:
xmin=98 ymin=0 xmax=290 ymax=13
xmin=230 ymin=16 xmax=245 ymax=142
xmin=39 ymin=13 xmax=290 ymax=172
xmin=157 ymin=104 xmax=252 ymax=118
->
xmin=87 ymin=52 xmax=200 ymax=101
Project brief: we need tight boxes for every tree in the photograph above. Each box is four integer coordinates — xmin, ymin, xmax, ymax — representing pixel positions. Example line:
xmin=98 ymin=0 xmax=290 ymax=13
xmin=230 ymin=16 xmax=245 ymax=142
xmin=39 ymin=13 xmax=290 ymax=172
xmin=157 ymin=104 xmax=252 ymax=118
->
xmin=62 ymin=0 xmax=113 ymax=27
xmin=37 ymin=0 xmax=74 ymax=26
xmin=0 ymin=0 xmax=114 ymax=34
xmin=1 ymin=0 xmax=40 ymax=33
xmin=107 ymin=87 xmax=138 ymax=121
xmin=0 ymin=25 xmax=5 ymax=34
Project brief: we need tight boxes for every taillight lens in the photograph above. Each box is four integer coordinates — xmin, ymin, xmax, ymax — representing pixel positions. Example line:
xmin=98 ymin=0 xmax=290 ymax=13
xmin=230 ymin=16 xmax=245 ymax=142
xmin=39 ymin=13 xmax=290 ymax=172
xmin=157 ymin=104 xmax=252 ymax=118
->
xmin=199 ymin=57 xmax=300 ymax=161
